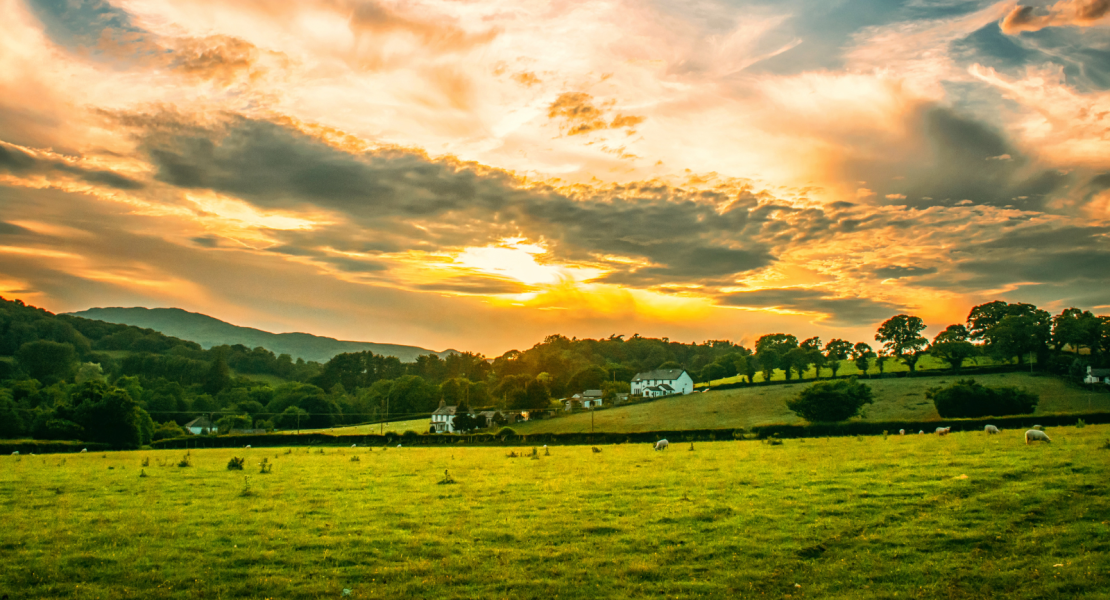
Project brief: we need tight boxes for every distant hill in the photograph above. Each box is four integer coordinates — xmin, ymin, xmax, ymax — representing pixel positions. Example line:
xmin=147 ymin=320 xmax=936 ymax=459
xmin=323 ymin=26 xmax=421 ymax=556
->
xmin=67 ymin=307 xmax=456 ymax=363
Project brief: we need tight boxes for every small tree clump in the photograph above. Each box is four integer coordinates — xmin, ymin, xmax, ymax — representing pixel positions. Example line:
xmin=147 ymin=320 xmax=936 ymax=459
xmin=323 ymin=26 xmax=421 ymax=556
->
xmin=926 ymin=379 xmax=1038 ymax=418
xmin=227 ymin=456 xmax=245 ymax=470
xmin=785 ymin=377 xmax=874 ymax=422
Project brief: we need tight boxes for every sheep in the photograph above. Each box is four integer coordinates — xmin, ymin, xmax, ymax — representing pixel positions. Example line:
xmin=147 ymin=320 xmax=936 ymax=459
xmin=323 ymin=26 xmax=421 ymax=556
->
xmin=80 ymin=448 xmax=87 ymax=453
xmin=935 ymin=426 xmax=951 ymax=436
xmin=918 ymin=430 xmax=924 ymax=435
xmin=10 ymin=451 xmax=18 ymax=455
xmin=899 ymin=429 xmax=905 ymax=435
xmin=654 ymin=439 xmax=669 ymax=451
xmin=984 ymin=425 xmax=1000 ymax=434
xmin=245 ymin=445 xmax=251 ymax=449
xmin=351 ymin=444 xmax=357 ymax=448
xmin=1025 ymin=429 xmax=1052 ymax=444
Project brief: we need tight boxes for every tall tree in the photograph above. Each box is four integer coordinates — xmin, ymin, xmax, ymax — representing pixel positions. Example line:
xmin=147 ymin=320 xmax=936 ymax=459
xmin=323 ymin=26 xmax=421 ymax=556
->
xmin=851 ymin=342 xmax=874 ymax=377
xmin=755 ymin=334 xmax=798 ymax=382
xmin=966 ymin=301 xmax=1051 ymax=366
xmin=824 ymin=339 xmax=853 ymax=378
xmin=1052 ymin=308 xmax=1100 ymax=356
xmin=930 ymin=324 xmax=976 ymax=373
xmin=875 ymin=315 xmax=929 ymax=374
xmin=800 ymin=337 xmax=824 ymax=379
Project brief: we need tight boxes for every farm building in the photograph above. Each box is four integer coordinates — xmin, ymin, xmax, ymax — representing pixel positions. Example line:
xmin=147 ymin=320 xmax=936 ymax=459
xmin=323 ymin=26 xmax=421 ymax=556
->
xmin=183 ymin=416 xmax=215 ymax=435
xmin=631 ymin=369 xmax=694 ymax=398
xmin=564 ymin=389 xmax=604 ymax=411
xmin=1085 ymin=366 xmax=1110 ymax=385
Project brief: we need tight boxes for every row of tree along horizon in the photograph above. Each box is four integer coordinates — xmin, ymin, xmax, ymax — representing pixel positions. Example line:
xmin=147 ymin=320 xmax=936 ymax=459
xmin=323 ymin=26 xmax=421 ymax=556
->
xmin=0 ymin=296 xmax=1106 ymax=447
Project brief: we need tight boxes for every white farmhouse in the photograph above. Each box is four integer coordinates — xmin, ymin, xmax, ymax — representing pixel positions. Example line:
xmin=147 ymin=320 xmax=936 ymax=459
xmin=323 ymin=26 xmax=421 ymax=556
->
xmin=631 ymin=369 xmax=694 ymax=398
xmin=1085 ymin=366 xmax=1110 ymax=385
xmin=430 ymin=401 xmax=458 ymax=433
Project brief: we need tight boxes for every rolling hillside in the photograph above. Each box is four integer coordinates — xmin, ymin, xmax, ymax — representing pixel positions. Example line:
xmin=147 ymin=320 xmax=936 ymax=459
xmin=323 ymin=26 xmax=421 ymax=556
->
xmin=512 ymin=372 xmax=1109 ymax=434
xmin=68 ymin=307 xmax=456 ymax=363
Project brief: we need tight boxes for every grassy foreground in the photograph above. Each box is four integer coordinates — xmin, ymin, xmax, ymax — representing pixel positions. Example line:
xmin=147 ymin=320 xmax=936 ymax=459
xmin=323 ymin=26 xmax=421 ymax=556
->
xmin=513 ymin=372 xmax=1109 ymax=434
xmin=2 ymin=426 xmax=1110 ymax=599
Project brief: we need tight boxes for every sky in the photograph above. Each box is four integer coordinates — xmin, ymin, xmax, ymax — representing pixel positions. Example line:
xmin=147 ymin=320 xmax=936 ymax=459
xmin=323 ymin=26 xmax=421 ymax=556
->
xmin=1 ymin=0 xmax=1108 ymax=356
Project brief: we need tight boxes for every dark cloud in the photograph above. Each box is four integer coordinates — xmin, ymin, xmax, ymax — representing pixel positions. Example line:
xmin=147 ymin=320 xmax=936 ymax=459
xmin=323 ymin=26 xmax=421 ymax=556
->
xmin=323 ymin=256 xmax=389 ymax=274
xmin=190 ymin=236 xmax=219 ymax=248
xmin=0 ymin=221 xmax=32 ymax=236
xmin=873 ymin=265 xmax=938 ymax=279
xmin=879 ymin=107 xmax=1071 ymax=211
xmin=122 ymin=112 xmax=772 ymax=287
xmin=717 ymin=288 xmax=904 ymax=326
xmin=0 ymin=143 xmax=144 ymax=190
xmin=27 ymin=0 xmax=149 ymax=53
xmin=413 ymin=276 xmax=533 ymax=295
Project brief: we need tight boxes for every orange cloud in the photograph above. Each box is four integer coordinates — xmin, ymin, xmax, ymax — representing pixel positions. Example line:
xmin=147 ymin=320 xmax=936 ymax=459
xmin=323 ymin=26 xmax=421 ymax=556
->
xmin=547 ymin=92 xmax=644 ymax=136
xmin=1001 ymin=0 xmax=1110 ymax=34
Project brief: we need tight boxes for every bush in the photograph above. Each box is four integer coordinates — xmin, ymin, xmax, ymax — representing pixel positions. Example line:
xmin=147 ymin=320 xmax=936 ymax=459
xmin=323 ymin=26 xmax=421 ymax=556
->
xmin=497 ymin=427 xmax=517 ymax=437
xmin=785 ymin=378 xmax=873 ymax=422
xmin=927 ymin=379 xmax=1038 ymax=418
xmin=152 ymin=421 xmax=186 ymax=442
xmin=227 ymin=456 xmax=245 ymax=470
xmin=401 ymin=430 xmax=419 ymax=438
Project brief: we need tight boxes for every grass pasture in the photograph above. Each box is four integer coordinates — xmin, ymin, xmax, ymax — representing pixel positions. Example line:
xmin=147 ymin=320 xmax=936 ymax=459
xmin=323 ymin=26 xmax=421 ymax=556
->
xmin=3 ymin=426 xmax=1110 ymax=599
xmin=515 ymin=372 xmax=1110 ymax=434
xmin=282 ymin=418 xmax=433 ymax=436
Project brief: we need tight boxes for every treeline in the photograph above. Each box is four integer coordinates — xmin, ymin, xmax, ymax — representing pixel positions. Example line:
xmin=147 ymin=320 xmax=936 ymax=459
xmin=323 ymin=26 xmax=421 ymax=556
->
xmin=1 ymin=296 xmax=1107 ymax=447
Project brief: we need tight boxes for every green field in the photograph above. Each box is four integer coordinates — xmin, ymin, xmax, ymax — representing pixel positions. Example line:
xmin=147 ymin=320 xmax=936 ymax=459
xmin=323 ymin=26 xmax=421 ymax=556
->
xmin=514 ymin=373 xmax=1110 ymax=434
xmin=3 ymin=425 xmax=1109 ymax=598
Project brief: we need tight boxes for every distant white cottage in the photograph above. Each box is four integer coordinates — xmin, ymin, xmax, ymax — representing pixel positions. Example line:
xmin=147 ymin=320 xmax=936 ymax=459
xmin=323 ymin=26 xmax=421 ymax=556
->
xmin=631 ymin=369 xmax=694 ymax=398
xmin=183 ymin=416 xmax=215 ymax=435
xmin=1085 ymin=366 xmax=1110 ymax=385
xmin=430 ymin=401 xmax=459 ymax=433
xmin=564 ymin=389 xmax=604 ymax=411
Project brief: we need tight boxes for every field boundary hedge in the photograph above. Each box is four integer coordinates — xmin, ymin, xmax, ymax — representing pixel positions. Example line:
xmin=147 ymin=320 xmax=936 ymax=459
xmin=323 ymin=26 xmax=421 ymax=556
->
xmin=148 ymin=410 xmax=1110 ymax=449
xmin=0 ymin=440 xmax=112 ymax=454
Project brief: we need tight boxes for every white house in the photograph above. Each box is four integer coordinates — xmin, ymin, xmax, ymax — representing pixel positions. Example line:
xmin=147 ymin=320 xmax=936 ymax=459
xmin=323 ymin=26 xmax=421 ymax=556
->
xmin=430 ymin=402 xmax=458 ymax=433
xmin=631 ymin=369 xmax=694 ymax=397
xmin=1085 ymin=366 xmax=1110 ymax=385
xmin=183 ymin=416 xmax=214 ymax=435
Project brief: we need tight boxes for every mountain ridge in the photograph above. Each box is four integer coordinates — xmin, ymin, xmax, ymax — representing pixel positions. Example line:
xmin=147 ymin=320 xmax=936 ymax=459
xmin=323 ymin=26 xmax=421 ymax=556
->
xmin=66 ymin=307 xmax=457 ymax=363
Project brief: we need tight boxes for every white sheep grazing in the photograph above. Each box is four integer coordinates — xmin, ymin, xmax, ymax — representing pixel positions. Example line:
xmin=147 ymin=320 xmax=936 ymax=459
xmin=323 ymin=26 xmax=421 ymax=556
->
xmin=1025 ymin=429 xmax=1052 ymax=444
xmin=918 ymin=430 xmax=924 ymax=435
xmin=899 ymin=429 xmax=905 ymax=435
xmin=984 ymin=425 xmax=1000 ymax=434
xmin=935 ymin=426 xmax=951 ymax=436
xmin=11 ymin=451 xmax=18 ymax=455
xmin=654 ymin=439 xmax=669 ymax=451
xmin=351 ymin=444 xmax=357 ymax=448
xmin=245 ymin=445 xmax=251 ymax=449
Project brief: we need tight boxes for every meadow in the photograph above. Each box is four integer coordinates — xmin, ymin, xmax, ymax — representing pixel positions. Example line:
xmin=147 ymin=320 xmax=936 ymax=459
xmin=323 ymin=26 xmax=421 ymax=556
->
xmin=2 ymin=425 xmax=1109 ymax=599
xmin=511 ymin=372 xmax=1110 ymax=435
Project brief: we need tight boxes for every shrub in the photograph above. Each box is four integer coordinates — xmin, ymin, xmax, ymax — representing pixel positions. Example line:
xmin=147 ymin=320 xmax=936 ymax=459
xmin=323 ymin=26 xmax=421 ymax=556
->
xmin=785 ymin=378 xmax=873 ymax=422
xmin=927 ymin=379 xmax=1038 ymax=418
xmin=227 ymin=456 xmax=245 ymax=470
xmin=152 ymin=421 xmax=186 ymax=441
xmin=401 ymin=430 xmax=419 ymax=438
xmin=497 ymin=427 xmax=517 ymax=437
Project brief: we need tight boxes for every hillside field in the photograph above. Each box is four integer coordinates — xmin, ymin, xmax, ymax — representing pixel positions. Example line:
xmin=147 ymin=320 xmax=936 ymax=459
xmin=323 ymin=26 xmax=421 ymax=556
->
xmin=3 ymin=426 xmax=1109 ymax=599
xmin=513 ymin=373 xmax=1110 ymax=434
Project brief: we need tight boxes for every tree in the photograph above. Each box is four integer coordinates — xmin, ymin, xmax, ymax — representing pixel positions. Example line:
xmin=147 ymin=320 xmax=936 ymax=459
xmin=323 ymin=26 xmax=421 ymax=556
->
xmin=785 ymin=378 xmax=873 ymax=422
xmin=17 ymin=340 xmax=77 ymax=384
xmin=203 ymin=351 xmax=232 ymax=395
xmin=510 ymin=378 xmax=551 ymax=410
xmin=782 ymin=347 xmax=811 ymax=381
xmin=699 ymin=362 xmax=727 ymax=383
xmin=824 ymin=339 xmax=853 ymax=378
xmin=569 ymin=365 xmax=608 ymax=393
xmin=799 ymin=337 xmax=824 ymax=379
xmin=1052 ymin=308 xmax=1100 ymax=357
xmin=152 ymin=421 xmax=186 ymax=441
xmin=851 ymin=343 xmax=874 ymax=377
xmin=452 ymin=411 xmax=479 ymax=433
xmin=966 ymin=301 xmax=1051 ymax=366
xmin=71 ymin=382 xmax=148 ymax=448
xmin=755 ymin=334 xmax=798 ymax=382
xmin=875 ymin=315 xmax=929 ymax=374
xmin=216 ymin=414 xmax=252 ymax=434
xmin=930 ymin=324 xmax=976 ymax=373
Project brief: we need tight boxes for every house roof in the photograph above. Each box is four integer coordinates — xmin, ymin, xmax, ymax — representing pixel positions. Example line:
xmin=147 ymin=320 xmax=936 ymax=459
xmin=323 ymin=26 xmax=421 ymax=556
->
xmin=582 ymin=389 xmax=603 ymax=398
xmin=432 ymin=405 xmax=457 ymax=416
xmin=632 ymin=369 xmax=687 ymax=382
xmin=184 ymin=417 xmax=214 ymax=428
xmin=1090 ymin=368 xmax=1110 ymax=377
